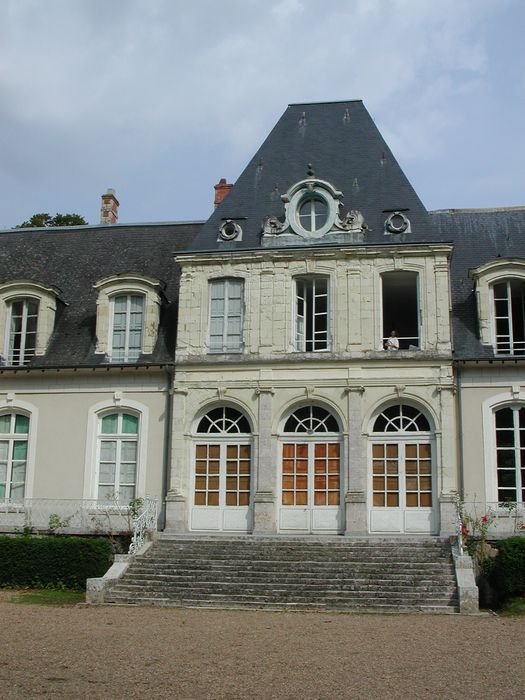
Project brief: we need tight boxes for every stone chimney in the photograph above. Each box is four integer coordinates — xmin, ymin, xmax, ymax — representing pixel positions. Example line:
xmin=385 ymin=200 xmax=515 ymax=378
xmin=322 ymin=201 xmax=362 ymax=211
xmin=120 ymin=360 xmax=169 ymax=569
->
xmin=214 ymin=178 xmax=233 ymax=209
xmin=100 ymin=188 xmax=119 ymax=225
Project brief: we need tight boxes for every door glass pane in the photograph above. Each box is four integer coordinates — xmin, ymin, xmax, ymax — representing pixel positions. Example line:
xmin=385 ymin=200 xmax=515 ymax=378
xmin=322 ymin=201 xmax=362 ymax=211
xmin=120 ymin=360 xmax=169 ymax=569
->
xmin=282 ymin=443 xmax=308 ymax=506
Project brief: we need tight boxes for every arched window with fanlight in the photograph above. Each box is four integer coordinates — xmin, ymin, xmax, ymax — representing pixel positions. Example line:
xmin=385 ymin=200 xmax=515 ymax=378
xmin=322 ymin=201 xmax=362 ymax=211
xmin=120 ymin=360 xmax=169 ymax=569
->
xmin=192 ymin=406 xmax=252 ymax=532
xmin=279 ymin=404 xmax=342 ymax=533
xmin=96 ymin=411 xmax=139 ymax=504
xmin=494 ymin=405 xmax=525 ymax=504
xmin=369 ymin=403 xmax=436 ymax=534
xmin=0 ymin=412 xmax=30 ymax=502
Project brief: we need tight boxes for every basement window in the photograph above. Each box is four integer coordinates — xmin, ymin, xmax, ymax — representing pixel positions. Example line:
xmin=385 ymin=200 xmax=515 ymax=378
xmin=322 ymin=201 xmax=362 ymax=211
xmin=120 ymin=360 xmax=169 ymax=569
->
xmin=381 ymin=271 xmax=419 ymax=350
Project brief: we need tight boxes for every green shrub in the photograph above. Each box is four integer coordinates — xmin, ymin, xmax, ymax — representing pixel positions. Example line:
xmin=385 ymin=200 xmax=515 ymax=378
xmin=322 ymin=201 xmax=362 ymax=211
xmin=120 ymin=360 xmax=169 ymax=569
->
xmin=490 ymin=537 xmax=525 ymax=602
xmin=0 ymin=535 xmax=113 ymax=590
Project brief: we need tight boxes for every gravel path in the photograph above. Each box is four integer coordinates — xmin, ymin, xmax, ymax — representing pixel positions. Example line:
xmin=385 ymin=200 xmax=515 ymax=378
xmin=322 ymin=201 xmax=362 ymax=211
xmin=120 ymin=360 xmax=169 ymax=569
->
xmin=1 ymin=593 xmax=524 ymax=699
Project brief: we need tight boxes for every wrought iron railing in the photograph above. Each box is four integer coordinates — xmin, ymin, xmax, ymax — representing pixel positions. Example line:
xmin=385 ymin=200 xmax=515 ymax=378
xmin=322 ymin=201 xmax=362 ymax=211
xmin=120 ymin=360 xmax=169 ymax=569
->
xmin=0 ymin=497 xmax=158 ymax=539
xmin=128 ymin=497 xmax=158 ymax=555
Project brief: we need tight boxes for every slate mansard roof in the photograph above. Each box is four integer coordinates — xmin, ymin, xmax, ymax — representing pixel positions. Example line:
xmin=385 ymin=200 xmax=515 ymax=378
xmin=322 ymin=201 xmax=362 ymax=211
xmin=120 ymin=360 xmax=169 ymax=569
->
xmin=194 ymin=100 xmax=433 ymax=251
xmin=0 ymin=100 xmax=524 ymax=367
xmin=431 ymin=207 xmax=525 ymax=360
xmin=0 ymin=221 xmax=202 ymax=368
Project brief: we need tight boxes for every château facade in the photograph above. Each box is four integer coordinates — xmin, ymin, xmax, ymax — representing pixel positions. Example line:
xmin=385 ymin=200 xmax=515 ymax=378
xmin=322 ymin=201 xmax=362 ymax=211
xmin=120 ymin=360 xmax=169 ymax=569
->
xmin=1 ymin=101 xmax=524 ymax=539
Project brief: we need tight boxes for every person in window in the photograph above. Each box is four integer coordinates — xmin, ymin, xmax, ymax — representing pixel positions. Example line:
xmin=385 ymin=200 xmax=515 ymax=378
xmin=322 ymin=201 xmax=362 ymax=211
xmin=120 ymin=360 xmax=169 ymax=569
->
xmin=384 ymin=330 xmax=399 ymax=351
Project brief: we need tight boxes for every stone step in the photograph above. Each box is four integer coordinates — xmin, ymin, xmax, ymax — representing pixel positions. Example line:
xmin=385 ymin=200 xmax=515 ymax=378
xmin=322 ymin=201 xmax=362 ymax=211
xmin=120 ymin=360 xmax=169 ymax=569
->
xmin=104 ymin=538 xmax=459 ymax=613
xmin=105 ymin=593 xmax=457 ymax=612
xmin=102 ymin=596 xmax=456 ymax=615
xmin=141 ymin=562 xmax=451 ymax=572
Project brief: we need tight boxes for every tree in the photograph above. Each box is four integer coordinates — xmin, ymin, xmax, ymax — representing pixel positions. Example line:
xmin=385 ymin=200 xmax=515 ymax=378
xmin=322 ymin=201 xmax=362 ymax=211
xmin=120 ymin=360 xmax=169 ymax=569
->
xmin=16 ymin=212 xmax=87 ymax=228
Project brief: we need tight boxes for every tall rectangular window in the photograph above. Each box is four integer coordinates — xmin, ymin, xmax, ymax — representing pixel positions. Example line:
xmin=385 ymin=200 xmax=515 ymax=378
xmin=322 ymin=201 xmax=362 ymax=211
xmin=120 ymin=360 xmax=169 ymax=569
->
xmin=493 ymin=280 xmax=525 ymax=355
xmin=111 ymin=294 xmax=144 ymax=362
xmin=381 ymin=271 xmax=419 ymax=350
xmin=209 ymin=278 xmax=243 ymax=353
xmin=495 ymin=406 xmax=525 ymax=503
xmin=0 ymin=413 xmax=29 ymax=502
xmin=7 ymin=299 xmax=38 ymax=366
xmin=295 ymin=277 xmax=329 ymax=351
xmin=98 ymin=412 xmax=138 ymax=504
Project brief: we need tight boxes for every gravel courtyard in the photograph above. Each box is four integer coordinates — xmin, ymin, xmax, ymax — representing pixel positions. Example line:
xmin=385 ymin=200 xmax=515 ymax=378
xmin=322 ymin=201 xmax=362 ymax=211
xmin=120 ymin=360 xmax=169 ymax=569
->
xmin=1 ymin=594 xmax=524 ymax=699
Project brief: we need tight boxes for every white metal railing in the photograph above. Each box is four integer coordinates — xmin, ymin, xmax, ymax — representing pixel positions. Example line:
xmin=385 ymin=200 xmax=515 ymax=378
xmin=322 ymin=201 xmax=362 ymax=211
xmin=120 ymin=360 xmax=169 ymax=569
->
xmin=456 ymin=513 xmax=464 ymax=555
xmin=129 ymin=497 xmax=158 ymax=554
xmin=0 ymin=497 xmax=158 ymax=539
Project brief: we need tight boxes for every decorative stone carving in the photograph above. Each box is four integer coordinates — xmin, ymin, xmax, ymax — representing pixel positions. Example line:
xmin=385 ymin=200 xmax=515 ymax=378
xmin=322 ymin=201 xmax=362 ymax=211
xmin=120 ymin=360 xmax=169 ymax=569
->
xmin=262 ymin=177 xmax=367 ymax=240
xmin=218 ymin=219 xmax=243 ymax=241
xmin=262 ymin=215 xmax=285 ymax=235
xmin=384 ymin=211 xmax=411 ymax=235
xmin=337 ymin=209 xmax=365 ymax=232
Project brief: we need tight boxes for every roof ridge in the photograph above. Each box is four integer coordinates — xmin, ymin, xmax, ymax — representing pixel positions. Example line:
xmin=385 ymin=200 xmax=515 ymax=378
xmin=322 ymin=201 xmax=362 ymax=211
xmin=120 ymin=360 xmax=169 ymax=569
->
xmin=431 ymin=206 xmax=525 ymax=214
xmin=288 ymin=99 xmax=363 ymax=107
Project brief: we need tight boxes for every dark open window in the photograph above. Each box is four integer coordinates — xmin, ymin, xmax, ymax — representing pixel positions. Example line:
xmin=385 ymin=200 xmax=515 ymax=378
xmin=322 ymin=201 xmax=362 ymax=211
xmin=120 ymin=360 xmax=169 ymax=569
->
xmin=381 ymin=271 xmax=419 ymax=350
xmin=493 ymin=280 xmax=525 ymax=355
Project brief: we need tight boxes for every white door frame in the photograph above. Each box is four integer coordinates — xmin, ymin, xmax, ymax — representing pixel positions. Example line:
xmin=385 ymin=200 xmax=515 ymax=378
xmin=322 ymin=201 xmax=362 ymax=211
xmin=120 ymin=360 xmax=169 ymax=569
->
xmin=278 ymin=437 xmax=343 ymax=534
xmin=190 ymin=436 xmax=253 ymax=532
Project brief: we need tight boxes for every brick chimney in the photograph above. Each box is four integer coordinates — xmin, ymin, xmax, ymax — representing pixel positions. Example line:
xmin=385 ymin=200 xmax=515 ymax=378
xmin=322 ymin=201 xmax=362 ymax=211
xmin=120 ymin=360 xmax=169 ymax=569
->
xmin=214 ymin=178 xmax=233 ymax=209
xmin=100 ymin=188 xmax=119 ymax=225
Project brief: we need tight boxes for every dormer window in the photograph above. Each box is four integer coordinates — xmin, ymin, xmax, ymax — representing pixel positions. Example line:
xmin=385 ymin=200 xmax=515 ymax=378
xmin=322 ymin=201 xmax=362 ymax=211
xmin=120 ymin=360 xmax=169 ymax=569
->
xmin=110 ymin=294 xmax=144 ymax=362
xmin=0 ymin=280 xmax=60 ymax=366
xmin=492 ymin=280 xmax=525 ymax=355
xmin=6 ymin=298 xmax=38 ymax=365
xmin=470 ymin=259 xmax=525 ymax=356
xmin=262 ymin=177 xmax=367 ymax=241
xmin=93 ymin=274 xmax=165 ymax=363
xmin=297 ymin=196 xmax=328 ymax=233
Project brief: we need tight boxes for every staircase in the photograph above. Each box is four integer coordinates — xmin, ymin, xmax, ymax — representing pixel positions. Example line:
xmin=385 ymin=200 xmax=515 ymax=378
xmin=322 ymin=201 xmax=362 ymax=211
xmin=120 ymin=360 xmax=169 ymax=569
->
xmin=104 ymin=536 xmax=459 ymax=613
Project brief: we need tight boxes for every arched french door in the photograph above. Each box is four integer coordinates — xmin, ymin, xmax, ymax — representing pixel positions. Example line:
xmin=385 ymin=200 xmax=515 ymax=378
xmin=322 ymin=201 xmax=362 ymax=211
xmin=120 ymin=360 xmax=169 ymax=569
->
xmin=191 ymin=406 xmax=252 ymax=532
xmin=279 ymin=405 xmax=343 ymax=534
xmin=369 ymin=404 xmax=437 ymax=534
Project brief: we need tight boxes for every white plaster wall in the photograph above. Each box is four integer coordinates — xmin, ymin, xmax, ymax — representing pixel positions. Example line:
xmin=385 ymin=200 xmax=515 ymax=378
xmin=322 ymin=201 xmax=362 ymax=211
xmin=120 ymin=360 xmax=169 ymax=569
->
xmin=459 ymin=365 xmax=525 ymax=504
xmin=0 ymin=370 xmax=168 ymax=502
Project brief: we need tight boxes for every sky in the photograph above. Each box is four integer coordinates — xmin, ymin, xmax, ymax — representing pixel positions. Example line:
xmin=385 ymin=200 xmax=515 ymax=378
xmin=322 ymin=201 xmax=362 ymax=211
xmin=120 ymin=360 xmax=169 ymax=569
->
xmin=0 ymin=0 xmax=524 ymax=229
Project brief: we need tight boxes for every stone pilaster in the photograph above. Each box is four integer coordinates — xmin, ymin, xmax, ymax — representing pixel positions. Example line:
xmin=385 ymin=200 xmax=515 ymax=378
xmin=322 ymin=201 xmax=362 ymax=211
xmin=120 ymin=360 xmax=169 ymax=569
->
xmin=252 ymin=386 xmax=277 ymax=534
xmin=344 ymin=385 xmax=367 ymax=535
xmin=165 ymin=387 xmax=189 ymax=531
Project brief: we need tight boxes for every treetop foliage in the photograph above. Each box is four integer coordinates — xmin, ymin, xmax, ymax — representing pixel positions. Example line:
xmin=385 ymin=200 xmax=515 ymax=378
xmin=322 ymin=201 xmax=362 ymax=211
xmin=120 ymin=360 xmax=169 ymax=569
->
xmin=17 ymin=212 xmax=87 ymax=228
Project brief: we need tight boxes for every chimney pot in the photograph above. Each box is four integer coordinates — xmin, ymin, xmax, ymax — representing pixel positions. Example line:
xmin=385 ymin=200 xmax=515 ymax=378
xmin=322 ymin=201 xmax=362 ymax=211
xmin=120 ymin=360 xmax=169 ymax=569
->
xmin=100 ymin=188 xmax=119 ymax=225
xmin=214 ymin=178 xmax=233 ymax=209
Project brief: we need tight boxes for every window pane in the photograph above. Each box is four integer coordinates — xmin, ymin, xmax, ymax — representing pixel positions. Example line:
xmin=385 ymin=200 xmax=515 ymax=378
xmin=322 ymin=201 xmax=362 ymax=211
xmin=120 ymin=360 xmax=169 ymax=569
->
xmin=122 ymin=414 xmax=139 ymax=434
xmin=99 ymin=463 xmax=116 ymax=483
xmin=0 ymin=416 xmax=10 ymax=433
xmin=12 ymin=441 xmax=27 ymax=461
xmin=10 ymin=483 xmax=24 ymax=501
xmin=11 ymin=461 xmax=26 ymax=482
xmin=100 ymin=441 xmax=117 ymax=461
xmin=98 ymin=485 xmax=115 ymax=501
xmin=119 ymin=486 xmax=135 ymax=504
xmin=101 ymin=414 xmax=118 ymax=434
xmin=14 ymin=415 xmax=29 ymax=434
xmin=120 ymin=441 xmax=137 ymax=462
xmin=120 ymin=463 xmax=136 ymax=484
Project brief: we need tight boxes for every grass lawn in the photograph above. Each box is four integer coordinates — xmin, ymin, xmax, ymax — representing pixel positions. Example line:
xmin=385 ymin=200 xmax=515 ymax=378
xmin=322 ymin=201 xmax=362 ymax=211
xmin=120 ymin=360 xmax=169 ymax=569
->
xmin=7 ymin=589 xmax=85 ymax=606
xmin=498 ymin=595 xmax=525 ymax=616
